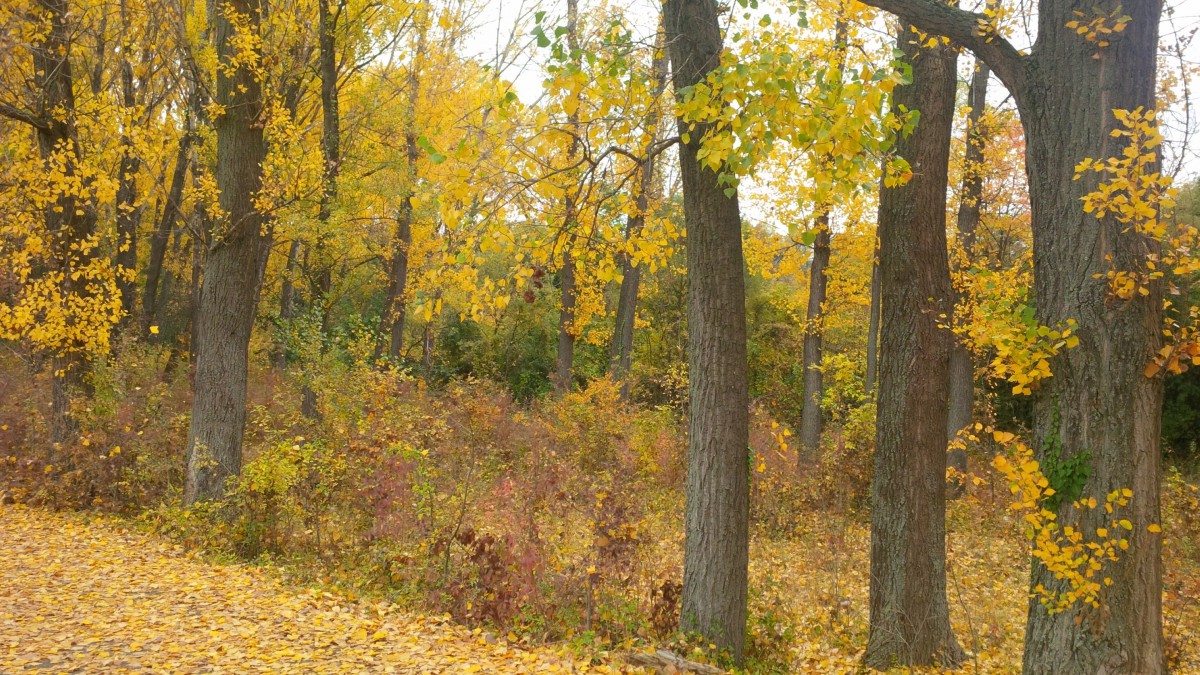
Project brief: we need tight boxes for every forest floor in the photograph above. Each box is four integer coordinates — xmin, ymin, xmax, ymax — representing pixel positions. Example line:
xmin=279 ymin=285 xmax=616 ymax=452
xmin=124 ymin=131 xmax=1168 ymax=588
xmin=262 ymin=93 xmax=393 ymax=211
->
xmin=0 ymin=505 xmax=633 ymax=674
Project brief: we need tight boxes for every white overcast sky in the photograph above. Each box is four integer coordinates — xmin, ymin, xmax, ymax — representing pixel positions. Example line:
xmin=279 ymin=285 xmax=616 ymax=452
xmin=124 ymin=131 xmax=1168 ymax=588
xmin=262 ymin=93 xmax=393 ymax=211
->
xmin=457 ymin=0 xmax=1200 ymax=184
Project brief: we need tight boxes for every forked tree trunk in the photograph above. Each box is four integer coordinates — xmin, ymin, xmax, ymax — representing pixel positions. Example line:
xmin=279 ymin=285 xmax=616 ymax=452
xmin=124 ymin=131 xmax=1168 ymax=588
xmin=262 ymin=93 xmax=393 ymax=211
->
xmin=377 ymin=8 xmax=425 ymax=362
xmin=859 ymin=1 xmax=1166 ymax=670
xmin=863 ymin=25 xmax=962 ymax=670
xmin=143 ymin=126 xmax=192 ymax=336
xmin=946 ymin=56 xmax=990 ymax=497
xmin=184 ymin=0 xmax=270 ymax=504
xmin=664 ymin=0 xmax=750 ymax=662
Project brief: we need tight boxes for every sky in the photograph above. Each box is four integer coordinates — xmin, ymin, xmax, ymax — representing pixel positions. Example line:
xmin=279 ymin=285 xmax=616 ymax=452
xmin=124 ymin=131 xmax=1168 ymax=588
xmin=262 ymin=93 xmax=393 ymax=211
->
xmin=456 ymin=0 xmax=1200 ymax=185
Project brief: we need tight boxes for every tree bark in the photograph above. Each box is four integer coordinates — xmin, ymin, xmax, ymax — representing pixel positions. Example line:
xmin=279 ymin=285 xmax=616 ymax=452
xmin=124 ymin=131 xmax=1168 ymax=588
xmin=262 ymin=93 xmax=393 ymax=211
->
xmin=863 ymin=25 xmax=962 ymax=670
xmin=664 ymin=0 xmax=750 ymax=662
xmin=946 ymin=56 xmax=990 ymax=497
xmin=184 ymin=0 xmax=270 ymax=504
xmin=856 ymin=1 xmax=1166 ymax=671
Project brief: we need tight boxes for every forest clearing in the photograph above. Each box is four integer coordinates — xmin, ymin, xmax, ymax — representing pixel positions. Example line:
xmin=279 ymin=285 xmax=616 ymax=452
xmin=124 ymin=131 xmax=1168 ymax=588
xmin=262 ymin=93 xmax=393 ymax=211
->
xmin=1 ymin=0 xmax=1199 ymax=672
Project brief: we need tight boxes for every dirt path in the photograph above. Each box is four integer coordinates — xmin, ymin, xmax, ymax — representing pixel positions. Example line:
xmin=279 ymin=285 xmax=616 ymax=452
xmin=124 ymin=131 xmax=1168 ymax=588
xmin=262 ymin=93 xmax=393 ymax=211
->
xmin=0 ymin=505 xmax=628 ymax=674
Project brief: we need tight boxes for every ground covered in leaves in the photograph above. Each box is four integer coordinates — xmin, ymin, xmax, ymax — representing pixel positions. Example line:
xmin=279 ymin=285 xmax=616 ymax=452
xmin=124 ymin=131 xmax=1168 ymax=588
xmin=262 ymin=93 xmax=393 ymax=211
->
xmin=0 ymin=505 xmax=630 ymax=674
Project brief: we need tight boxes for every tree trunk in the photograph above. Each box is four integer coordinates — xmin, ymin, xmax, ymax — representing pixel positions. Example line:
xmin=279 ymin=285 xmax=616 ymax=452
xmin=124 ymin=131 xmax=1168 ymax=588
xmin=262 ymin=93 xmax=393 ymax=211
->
xmin=312 ymin=0 xmax=341 ymax=329
xmin=379 ymin=202 xmax=413 ymax=361
xmin=857 ymin=1 xmax=1166 ymax=670
xmin=664 ymin=0 xmax=750 ymax=662
xmin=142 ymin=126 xmax=192 ymax=335
xmin=797 ymin=16 xmax=848 ymax=462
xmin=1017 ymin=5 xmax=1163 ymax=672
xmin=609 ymin=26 xmax=668 ymax=402
xmin=556 ymin=235 xmax=578 ymax=393
xmin=377 ymin=9 xmax=425 ymax=362
xmin=799 ymin=221 xmax=830 ymax=459
xmin=184 ymin=0 xmax=270 ymax=504
xmin=946 ymin=56 xmax=990 ymax=497
xmin=113 ymin=0 xmax=142 ymax=327
xmin=864 ymin=239 xmax=880 ymax=395
xmin=863 ymin=25 xmax=962 ymax=670
xmin=554 ymin=0 xmax=582 ymax=395
xmin=26 ymin=0 xmax=98 ymax=446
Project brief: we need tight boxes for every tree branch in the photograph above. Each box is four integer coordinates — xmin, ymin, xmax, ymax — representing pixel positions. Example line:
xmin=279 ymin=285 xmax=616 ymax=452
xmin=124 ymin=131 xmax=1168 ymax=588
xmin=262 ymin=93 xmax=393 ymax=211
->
xmin=858 ymin=0 xmax=1028 ymax=102
xmin=0 ymin=102 xmax=50 ymax=130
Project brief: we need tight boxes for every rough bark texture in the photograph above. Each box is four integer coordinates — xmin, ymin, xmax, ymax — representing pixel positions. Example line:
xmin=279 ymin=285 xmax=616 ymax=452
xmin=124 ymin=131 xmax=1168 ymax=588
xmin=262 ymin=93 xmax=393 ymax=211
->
xmin=799 ymin=221 xmax=830 ymax=459
xmin=113 ymin=0 xmax=143 ymax=326
xmin=863 ymin=26 xmax=962 ymax=670
xmin=946 ymin=57 xmax=990 ymax=497
xmin=857 ymin=1 xmax=1165 ymax=671
xmin=664 ymin=0 xmax=750 ymax=662
xmin=184 ymin=0 xmax=270 ymax=504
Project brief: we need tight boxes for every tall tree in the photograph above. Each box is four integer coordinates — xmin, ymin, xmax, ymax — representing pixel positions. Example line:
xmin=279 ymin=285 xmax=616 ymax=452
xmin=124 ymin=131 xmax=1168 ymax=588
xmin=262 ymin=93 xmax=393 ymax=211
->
xmin=378 ymin=2 xmax=427 ymax=362
xmin=553 ymin=0 xmax=582 ymax=394
xmin=0 ymin=0 xmax=104 ymax=445
xmin=184 ymin=0 xmax=271 ymax=504
xmin=858 ymin=1 xmax=1165 ymax=670
xmin=946 ymin=54 xmax=990 ymax=495
xmin=864 ymin=24 xmax=962 ymax=669
xmin=798 ymin=15 xmax=850 ymax=461
xmin=664 ymin=0 xmax=750 ymax=661
xmin=609 ymin=26 xmax=669 ymax=401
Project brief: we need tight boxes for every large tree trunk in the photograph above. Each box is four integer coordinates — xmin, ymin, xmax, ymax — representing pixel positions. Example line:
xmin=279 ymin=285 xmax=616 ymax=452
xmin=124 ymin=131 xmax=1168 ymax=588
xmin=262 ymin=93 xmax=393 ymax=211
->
xmin=664 ymin=0 xmax=750 ymax=662
xmin=863 ymin=25 xmax=962 ymax=670
xmin=945 ymin=56 xmax=990 ymax=497
xmin=1016 ymin=5 xmax=1163 ymax=672
xmin=857 ymin=1 xmax=1166 ymax=670
xmin=184 ymin=0 xmax=270 ymax=504
xmin=142 ymin=126 xmax=192 ymax=335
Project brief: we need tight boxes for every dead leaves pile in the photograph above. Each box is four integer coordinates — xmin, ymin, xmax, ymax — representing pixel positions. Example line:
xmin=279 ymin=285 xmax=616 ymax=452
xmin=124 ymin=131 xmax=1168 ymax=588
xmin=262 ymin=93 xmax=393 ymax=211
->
xmin=0 ymin=505 xmax=636 ymax=674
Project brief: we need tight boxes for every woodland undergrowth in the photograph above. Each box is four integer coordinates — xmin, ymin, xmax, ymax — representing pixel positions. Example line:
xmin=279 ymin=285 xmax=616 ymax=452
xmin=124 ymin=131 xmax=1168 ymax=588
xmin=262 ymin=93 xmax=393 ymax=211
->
xmin=1 ymin=346 xmax=1198 ymax=674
